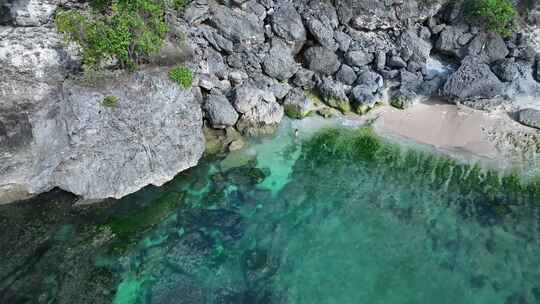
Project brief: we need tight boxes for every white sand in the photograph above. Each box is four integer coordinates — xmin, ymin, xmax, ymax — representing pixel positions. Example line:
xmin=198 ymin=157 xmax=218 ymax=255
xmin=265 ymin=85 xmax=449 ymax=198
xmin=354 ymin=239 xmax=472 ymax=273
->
xmin=372 ymin=101 xmax=500 ymax=159
xmin=340 ymin=100 xmax=539 ymax=170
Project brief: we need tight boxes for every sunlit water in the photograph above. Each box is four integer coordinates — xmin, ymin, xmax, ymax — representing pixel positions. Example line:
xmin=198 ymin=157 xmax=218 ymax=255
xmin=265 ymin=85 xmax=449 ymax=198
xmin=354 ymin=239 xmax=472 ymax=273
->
xmin=1 ymin=118 xmax=539 ymax=304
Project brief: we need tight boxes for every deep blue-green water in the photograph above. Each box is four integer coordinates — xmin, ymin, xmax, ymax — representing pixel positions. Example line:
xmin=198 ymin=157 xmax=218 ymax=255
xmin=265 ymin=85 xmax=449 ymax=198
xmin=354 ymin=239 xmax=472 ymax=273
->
xmin=1 ymin=119 xmax=539 ymax=304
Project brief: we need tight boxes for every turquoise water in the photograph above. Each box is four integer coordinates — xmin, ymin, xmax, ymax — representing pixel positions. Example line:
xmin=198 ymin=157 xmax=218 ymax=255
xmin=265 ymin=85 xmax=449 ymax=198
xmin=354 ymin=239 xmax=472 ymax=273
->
xmin=1 ymin=119 xmax=540 ymax=304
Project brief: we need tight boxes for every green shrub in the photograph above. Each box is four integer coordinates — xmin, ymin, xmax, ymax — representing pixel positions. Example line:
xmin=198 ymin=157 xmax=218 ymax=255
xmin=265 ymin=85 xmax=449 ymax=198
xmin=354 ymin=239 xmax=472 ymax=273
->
xmin=55 ymin=0 xmax=170 ymax=71
xmin=169 ymin=65 xmax=193 ymax=89
xmin=102 ymin=95 xmax=119 ymax=107
xmin=173 ymin=0 xmax=187 ymax=10
xmin=469 ymin=0 xmax=518 ymax=37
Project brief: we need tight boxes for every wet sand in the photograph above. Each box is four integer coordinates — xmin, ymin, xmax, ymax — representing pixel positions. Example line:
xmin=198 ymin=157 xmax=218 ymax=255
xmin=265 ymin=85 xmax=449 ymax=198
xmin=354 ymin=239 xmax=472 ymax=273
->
xmin=372 ymin=101 xmax=501 ymax=159
xmin=336 ymin=99 xmax=540 ymax=170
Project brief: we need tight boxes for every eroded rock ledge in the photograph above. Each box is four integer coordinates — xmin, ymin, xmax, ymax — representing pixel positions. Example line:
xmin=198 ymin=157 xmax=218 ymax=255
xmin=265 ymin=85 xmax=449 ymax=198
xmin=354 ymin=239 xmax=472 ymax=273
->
xmin=2 ymin=0 xmax=540 ymax=203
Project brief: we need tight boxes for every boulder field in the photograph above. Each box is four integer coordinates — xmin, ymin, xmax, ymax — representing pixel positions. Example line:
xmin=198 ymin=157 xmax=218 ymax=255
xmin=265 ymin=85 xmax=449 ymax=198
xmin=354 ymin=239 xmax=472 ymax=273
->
xmin=1 ymin=0 xmax=540 ymax=203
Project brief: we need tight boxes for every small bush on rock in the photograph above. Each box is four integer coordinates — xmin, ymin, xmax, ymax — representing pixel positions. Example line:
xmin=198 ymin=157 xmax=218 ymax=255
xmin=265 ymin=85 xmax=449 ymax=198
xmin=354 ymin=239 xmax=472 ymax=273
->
xmin=55 ymin=0 xmax=172 ymax=71
xmin=169 ymin=65 xmax=193 ymax=89
xmin=173 ymin=0 xmax=187 ymax=10
xmin=469 ymin=0 xmax=518 ymax=37
xmin=102 ymin=95 xmax=119 ymax=107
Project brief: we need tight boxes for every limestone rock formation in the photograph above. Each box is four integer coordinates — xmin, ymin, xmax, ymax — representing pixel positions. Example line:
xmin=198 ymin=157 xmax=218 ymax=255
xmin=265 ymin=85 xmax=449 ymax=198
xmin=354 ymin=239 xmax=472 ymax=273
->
xmin=1 ymin=70 xmax=205 ymax=203
xmin=3 ymin=0 xmax=540 ymax=202
xmin=518 ymin=108 xmax=540 ymax=130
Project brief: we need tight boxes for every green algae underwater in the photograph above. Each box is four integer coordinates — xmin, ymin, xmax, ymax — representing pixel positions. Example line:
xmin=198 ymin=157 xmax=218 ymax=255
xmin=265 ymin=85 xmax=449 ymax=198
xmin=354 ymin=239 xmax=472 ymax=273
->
xmin=1 ymin=121 xmax=540 ymax=304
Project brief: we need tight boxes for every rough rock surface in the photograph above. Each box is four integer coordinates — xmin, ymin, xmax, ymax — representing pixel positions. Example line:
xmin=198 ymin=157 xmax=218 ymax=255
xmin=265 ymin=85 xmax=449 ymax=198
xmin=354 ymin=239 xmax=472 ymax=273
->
xmin=318 ymin=77 xmax=351 ymax=113
xmin=204 ymin=92 xmax=239 ymax=129
xmin=442 ymin=57 xmax=506 ymax=100
xmin=263 ymin=38 xmax=298 ymax=81
xmin=518 ymin=108 xmax=540 ymax=130
xmin=3 ymin=0 xmax=540 ymax=202
xmin=232 ymin=82 xmax=284 ymax=135
xmin=271 ymin=2 xmax=306 ymax=54
xmin=304 ymin=46 xmax=341 ymax=76
xmin=1 ymin=70 xmax=204 ymax=203
xmin=1 ymin=0 xmax=59 ymax=26
xmin=207 ymin=3 xmax=265 ymax=47
xmin=283 ymin=88 xmax=317 ymax=119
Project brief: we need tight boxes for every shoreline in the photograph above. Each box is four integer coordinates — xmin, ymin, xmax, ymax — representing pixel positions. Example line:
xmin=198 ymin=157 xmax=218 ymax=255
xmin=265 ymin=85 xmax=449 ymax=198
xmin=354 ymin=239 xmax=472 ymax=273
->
xmin=289 ymin=100 xmax=540 ymax=174
xmin=2 ymin=101 xmax=540 ymax=205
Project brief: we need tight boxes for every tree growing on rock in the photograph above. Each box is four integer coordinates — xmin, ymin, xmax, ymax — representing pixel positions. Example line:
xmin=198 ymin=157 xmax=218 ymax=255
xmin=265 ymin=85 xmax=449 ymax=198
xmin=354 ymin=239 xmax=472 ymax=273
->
xmin=468 ymin=0 xmax=518 ymax=37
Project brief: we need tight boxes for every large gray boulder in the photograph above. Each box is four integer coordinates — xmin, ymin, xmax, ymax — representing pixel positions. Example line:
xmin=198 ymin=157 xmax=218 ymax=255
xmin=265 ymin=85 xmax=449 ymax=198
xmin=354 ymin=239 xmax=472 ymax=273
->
xmin=336 ymin=64 xmax=357 ymax=85
xmin=283 ymin=88 xmax=317 ymax=119
xmin=304 ymin=46 xmax=341 ymax=76
xmin=337 ymin=0 xmax=447 ymax=29
xmin=318 ymin=77 xmax=351 ymax=113
xmin=399 ymin=27 xmax=432 ymax=64
xmin=305 ymin=17 xmax=337 ymax=50
xmin=345 ymin=50 xmax=374 ymax=67
xmin=271 ymin=3 xmax=306 ymax=54
xmin=0 ymin=70 xmax=205 ymax=203
xmin=207 ymin=4 xmax=264 ymax=47
xmin=263 ymin=39 xmax=299 ymax=81
xmin=517 ymin=108 xmax=540 ymax=129
xmin=491 ymin=58 xmax=519 ymax=82
xmin=435 ymin=25 xmax=470 ymax=58
xmin=232 ymin=82 xmax=270 ymax=114
xmin=232 ymin=83 xmax=284 ymax=136
xmin=302 ymin=2 xmax=339 ymax=50
xmin=351 ymin=69 xmax=384 ymax=112
xmin=506 ymin=60 xmax=540 ymax=98
xmin=293 ymin=68 xmax=316 ymax=89
xmin=442 ymin=56 xmax=506 ymax=100
xmin=204 ymin=92 xmax=238 ymax=129
xmin=466 ymin=32 xmax=509 ymax=63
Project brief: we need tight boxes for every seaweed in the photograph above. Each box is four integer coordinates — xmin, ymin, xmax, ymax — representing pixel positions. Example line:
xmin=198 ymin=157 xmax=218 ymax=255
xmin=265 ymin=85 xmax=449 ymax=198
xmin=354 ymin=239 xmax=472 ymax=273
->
xmin=101 ymin=191 xmax=183 ymax=254
xmin=299 ymin=127 xmax=540 ymax=207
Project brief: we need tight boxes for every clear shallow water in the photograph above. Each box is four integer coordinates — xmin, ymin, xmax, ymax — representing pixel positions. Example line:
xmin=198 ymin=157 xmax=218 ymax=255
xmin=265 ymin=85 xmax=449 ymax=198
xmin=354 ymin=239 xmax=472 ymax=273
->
xmin=1 ymin=119 xmax=540 ymax=304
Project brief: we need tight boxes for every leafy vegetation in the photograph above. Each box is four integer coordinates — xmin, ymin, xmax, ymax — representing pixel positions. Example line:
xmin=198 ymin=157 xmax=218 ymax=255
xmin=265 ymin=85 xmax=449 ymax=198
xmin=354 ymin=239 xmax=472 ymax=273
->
xmin=101 ymin=192 xmax=183 ymax=254
xmin=173 ymin=0 xmax=187 ymax=10
xmin=468 ymin=0 xmax=518 ymax=37
xmin=169 ymin=65 xmax=193 ymax=89
xmin=102 ymin=95 xmax=119 ymax=107
xmin=55 ymin=0 xmax=188 ymax=71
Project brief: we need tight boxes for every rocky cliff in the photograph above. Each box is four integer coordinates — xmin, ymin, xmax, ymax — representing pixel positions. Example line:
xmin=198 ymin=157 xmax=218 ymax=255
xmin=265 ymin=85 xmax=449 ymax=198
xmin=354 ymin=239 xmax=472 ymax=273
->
xmin=0 ymin=1 xmax=205 ymax=203
xmin=1 ymin=0 xmax=540 ymax=203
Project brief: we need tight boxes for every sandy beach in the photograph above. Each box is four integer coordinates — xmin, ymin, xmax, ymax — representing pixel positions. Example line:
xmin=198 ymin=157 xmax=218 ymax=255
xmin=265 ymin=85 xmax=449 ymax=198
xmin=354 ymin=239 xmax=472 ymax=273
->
xmin=367 ymin=100 xmax=540 ymax=170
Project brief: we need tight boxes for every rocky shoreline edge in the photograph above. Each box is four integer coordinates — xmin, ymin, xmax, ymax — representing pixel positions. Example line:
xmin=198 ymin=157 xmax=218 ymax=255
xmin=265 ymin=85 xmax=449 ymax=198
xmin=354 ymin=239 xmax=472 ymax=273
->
xmin=2 ymin=0 xmax=540 ymax=204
